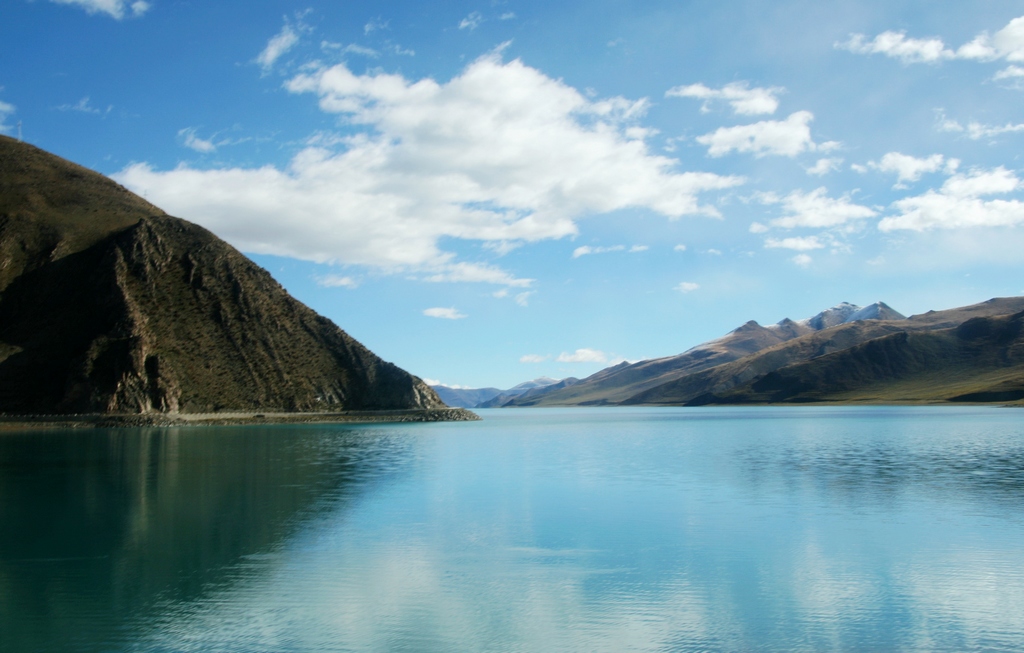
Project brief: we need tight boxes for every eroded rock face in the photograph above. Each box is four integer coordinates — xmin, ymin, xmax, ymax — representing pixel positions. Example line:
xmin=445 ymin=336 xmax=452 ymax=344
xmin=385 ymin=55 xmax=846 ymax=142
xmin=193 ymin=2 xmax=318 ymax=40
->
xmin=0 ymin=136 xmax=444 ymax=415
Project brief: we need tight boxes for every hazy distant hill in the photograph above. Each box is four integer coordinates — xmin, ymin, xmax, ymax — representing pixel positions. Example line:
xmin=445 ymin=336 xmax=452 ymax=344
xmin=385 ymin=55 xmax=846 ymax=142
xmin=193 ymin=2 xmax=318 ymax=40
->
xmin=481 ymin=377 xmax=580 ymax=407
xmin=431 ymin=385 xmax=503 ymax=408
xmin=432 ymin=377 xmax=564 ymax=408
xmin=0 ymin=136 xmax=444 ymax=415
xmin=502 ymin=302 xmax=905 ymax=407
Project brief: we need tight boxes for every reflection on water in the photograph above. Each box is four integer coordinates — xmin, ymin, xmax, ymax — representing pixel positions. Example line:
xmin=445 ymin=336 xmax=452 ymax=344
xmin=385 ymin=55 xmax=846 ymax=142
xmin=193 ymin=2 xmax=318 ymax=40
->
xmin=2 ymin=407 xmax=1024 ymax=652
xmin=735 ymin=408 xmax=1024 ymax=506
xmin=0 ymin=425 xmax=413 ymax=652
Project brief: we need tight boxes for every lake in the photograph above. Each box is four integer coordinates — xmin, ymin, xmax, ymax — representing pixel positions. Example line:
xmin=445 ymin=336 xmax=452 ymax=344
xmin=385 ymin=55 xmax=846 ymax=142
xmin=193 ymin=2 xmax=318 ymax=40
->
xmin=2 ymin=406 xmax=1023 ymax=652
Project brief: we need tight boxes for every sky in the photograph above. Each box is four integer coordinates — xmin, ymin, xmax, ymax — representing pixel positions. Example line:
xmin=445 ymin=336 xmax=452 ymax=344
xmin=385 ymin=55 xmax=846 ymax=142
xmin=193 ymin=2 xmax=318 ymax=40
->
xmin=4 ymin=0 xmax=1024 ymax=389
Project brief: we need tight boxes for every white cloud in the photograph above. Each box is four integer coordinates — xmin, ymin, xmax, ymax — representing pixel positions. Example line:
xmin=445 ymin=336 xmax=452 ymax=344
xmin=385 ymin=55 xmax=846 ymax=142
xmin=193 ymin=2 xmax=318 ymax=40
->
xmin=958 ymin=16 xmax=1024 ymax=62
xmin=118 ymin=55 xmax=740 ymax=285
xmin=838 ymin=31 xmax=954 ymax=64
xmin=675 ymin=281 xmax=699 ymax=293
xmin=879 ymin=167 xmax=1024 ymax=231
xmin=762 ymin=187 xmax=877 ymax=229
xmin=519 ymin=354 xmax=548 ymax=363
xmin=556 ymin=348 xmax=607 ymax=363
xmin=705 ymin=248 xmax=722 ymax=255
xmin=943 ymin=167 xmax=1021 ymax=196
xmin=427 ymin=379 xmax=474 ymax=389
xmin=322 ymin=42 xmax=380 ymax=58
xmin=492 ymin=289 xmax=509 ymax=298
xmin=697 ymin=111 xmax=823 ymax=158
xmin=364 ymin=17 xmax=387 ymax=34
xmin=500 ymin=12 xmax=516 ymax=20
xmin=315 ymin=274 xmax=358 ymax=288
xmin=764 ymin=236 xmax=824 ymax=251
xmin=571 ymin=243 xmax=646 ymax=257
xmin=806 ymin=157 xmax=842 ymax=177
xmin=459 ymin=11 xmax=483 ymax=30
xmin=421 ymin=262 xmax=532 ymax=286
xmin=56 ymin=96 xmax=107 ymax=114
xmin=949 ymin=120 xmax=1024 ymax=140
xmin=673 ymin=244 xmax=687 ymax=251
xmin=572 ymin=245 xmax=625 ymax=258
xmin=423 ymin=307 xmax=467 ymax=319
xmin=665 ymin=81 xmax=782 ymax=115
xmin=839 ymin=15 xmax=1024 ymax=65
xmin=256 ymin=22 xmax=300 ymax=73
xmin=0 ymin=100 xmax=15 ymax=134
xmin=995 ymin=65 xmax=1024 ymax=80
xmin=866 ymin=152 xmax=956 ymax=187
xmin=748 ymin=222 xmax=769 ymax=234
xmin=388 ymin=44 xmax=416 ymax=57
xmin=178 ymin=127 xmax=216 ymax=153
xmin=514 ymin=291 xmax=534 ymax=307
xmin=791 ymin=253 xmax=813 ymax=267
xmin=176 ymin=128 xmax=252 ymax=153
xmin=48 ymin=0 xmax=150 ymax=19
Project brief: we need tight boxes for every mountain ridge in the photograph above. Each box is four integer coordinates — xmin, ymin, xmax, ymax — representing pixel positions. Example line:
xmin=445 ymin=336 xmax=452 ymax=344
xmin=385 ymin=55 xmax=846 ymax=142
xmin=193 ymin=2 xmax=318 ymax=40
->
xmin=0 ymin=136 xmax=449 ymax=416
xmin=500 ymin=301 xmax=907 ymax=407
xmin=624 ymin=297 xmax=1024 ymax=406
xmin=431 ymin=376 xmax=563 ymax=408
xmin=482 ymin=298 xmax=1024 ymax=408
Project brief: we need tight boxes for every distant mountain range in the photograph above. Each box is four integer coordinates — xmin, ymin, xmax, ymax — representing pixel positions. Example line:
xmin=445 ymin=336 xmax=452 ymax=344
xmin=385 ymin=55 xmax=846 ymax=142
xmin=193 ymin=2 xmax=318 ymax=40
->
xmin=469 ymin=298 xmax=1024 ymax=407
xmin=431 ymin=376 xmax=564 ymax=408
xmin=0 ymin=136 xmax=445 ymax=415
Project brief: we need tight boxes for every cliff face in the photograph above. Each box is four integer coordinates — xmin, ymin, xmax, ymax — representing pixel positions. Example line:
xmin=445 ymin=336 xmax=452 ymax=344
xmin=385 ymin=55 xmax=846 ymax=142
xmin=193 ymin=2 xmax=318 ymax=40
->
xmin=0 ymin=136 xmax=443 ymax=414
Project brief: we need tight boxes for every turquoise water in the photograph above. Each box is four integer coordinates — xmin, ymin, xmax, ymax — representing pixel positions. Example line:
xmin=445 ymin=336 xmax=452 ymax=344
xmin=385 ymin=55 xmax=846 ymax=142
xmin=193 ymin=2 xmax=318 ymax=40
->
xmin=2 ymin=406 xmax=1024 ymax=652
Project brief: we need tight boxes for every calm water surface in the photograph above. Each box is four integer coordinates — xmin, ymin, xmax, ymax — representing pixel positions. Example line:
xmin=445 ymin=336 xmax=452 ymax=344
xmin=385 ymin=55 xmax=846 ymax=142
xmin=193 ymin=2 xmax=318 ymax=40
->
xmin=2 ymin=406 xmax=1024 ymax=652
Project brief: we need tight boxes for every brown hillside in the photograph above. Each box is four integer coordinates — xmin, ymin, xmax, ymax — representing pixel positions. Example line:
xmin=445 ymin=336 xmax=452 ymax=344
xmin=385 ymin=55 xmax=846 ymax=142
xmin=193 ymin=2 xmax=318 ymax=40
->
xmin=0 ymin=136 xmax=444 ymax=415
xmin=503 ymin=319 xmax=814 ymax=406
xmin=625 ymin=298 xmax=1024 ymax=406
xmin=690 ymin=310 xmax=1024 ymax=404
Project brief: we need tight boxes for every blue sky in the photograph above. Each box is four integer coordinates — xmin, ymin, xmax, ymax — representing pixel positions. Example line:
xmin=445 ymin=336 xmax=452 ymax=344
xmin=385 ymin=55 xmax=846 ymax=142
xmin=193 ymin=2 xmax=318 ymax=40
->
xmin=5 ymin=0 xmax=1024 ymax=389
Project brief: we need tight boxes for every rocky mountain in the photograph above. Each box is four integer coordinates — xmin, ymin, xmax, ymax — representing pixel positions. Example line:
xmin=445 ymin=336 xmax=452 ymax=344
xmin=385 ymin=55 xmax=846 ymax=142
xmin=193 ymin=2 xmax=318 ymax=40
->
xmin=623 ymin=297 xmax=1024 ymax=406
xmin=500 ymin=301 xmax=905 ymax=407
xmin=0 ymin=136 xmax=445 ymax=415
xmin=683 ymin=309 xmax=1024 ymax=405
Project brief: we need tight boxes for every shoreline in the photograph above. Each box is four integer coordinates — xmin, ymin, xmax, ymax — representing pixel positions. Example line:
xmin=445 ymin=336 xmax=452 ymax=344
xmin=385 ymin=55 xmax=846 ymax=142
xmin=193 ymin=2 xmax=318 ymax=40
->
xmin=2 ymin=402 xmax=1017 ymax=430
xmin=0 ymin=407 xmax=480 ymax=430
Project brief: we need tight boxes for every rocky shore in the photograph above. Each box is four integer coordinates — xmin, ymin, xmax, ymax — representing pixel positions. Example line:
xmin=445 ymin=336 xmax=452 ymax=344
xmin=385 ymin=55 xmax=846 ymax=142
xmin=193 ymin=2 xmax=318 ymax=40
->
xmin=0 ymin=408 xmax=480 ymax=430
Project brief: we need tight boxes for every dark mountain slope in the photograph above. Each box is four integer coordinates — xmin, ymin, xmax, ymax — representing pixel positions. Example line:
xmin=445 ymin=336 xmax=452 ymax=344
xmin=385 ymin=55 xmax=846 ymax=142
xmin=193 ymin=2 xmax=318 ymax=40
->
xmin=0 ymin=136 xmax=443 ymax=415
xmin=625 ymin=298 xmax=1024 ymax=406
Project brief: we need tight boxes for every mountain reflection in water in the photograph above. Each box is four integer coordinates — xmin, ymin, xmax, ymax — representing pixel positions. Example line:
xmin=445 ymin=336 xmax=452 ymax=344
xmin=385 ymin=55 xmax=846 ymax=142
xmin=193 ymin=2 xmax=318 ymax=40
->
xmin=2 ymin=407 xmax=1024 ymax=652
xmin=0 ymin=425 xmax=412 ymax=652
